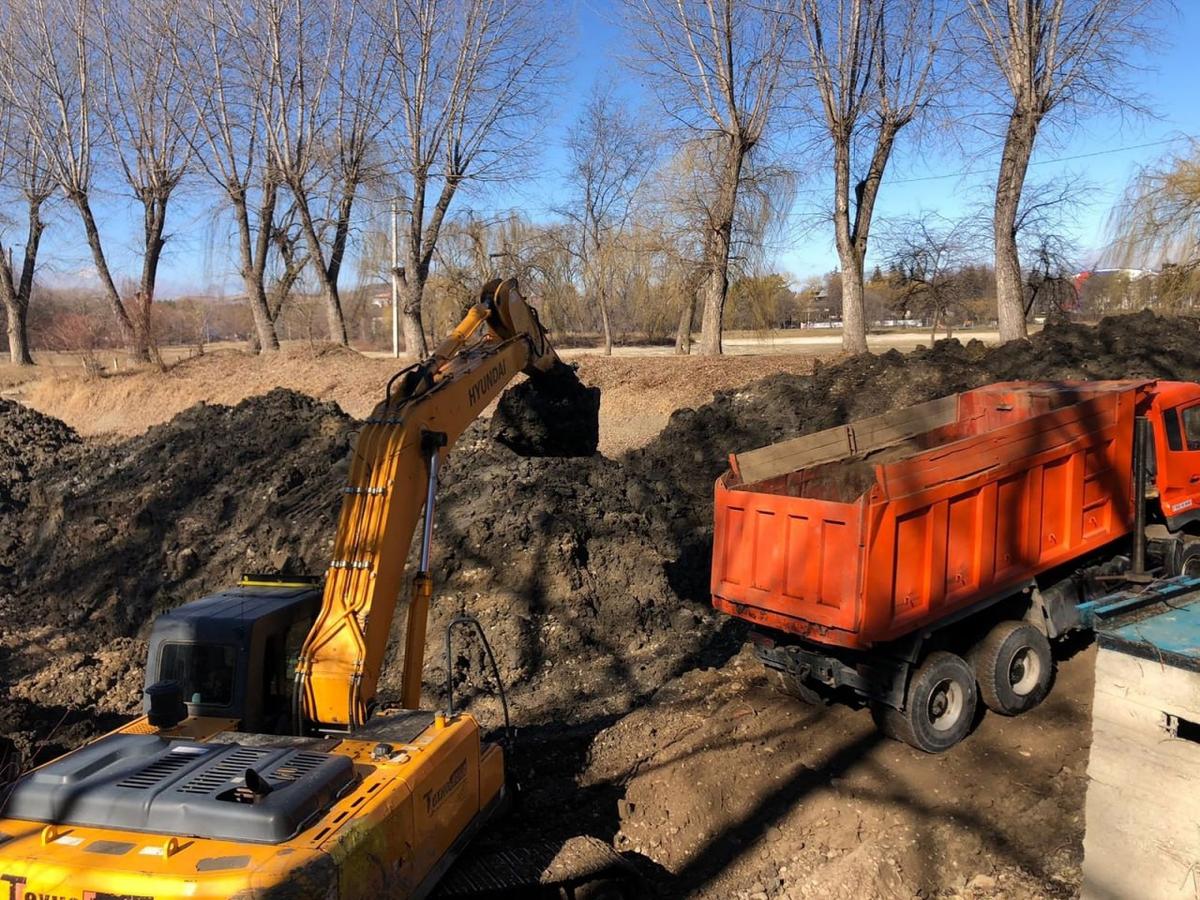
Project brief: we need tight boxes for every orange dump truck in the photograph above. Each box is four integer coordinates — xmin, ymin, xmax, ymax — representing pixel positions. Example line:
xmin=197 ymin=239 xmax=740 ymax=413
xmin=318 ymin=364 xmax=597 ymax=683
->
xmin=712 ymin=380 xmax=1200 ymax=751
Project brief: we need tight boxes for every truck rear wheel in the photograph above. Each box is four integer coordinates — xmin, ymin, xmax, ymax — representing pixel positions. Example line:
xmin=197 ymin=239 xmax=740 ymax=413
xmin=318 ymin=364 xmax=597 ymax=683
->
xmin=971 ymin=620 xmax=1052 ymax=716
xmin=872 ymin=651 xmax=977 ymax=753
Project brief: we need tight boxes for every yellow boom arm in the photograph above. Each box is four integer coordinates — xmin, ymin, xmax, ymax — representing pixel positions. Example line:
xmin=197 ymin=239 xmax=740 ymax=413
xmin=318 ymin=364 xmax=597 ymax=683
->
xmin=296 ymin=279 xmax=559 ymax=729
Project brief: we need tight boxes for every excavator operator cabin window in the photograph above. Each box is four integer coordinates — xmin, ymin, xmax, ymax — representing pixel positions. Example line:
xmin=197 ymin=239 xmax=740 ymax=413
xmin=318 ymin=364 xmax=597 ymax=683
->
xmin=159 ymin=642 xmax=236 ymax=707
xmin=1182 ymin=406 xmax=1200 ymax=451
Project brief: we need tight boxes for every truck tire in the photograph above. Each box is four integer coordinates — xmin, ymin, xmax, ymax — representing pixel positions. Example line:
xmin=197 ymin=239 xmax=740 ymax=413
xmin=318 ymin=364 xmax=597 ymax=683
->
xmin=872 ymin=651 xmax=976 ymax=753
xmin=972 ymin=620 xmax=1052 ymax=716
xmin=1170 ymin=540 xmax=1200 ymax=578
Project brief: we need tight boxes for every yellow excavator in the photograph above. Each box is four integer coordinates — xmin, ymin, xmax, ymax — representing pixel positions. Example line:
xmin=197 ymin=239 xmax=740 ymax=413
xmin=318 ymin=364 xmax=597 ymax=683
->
xmin=0 ymin=280 xmax=631 ymax=899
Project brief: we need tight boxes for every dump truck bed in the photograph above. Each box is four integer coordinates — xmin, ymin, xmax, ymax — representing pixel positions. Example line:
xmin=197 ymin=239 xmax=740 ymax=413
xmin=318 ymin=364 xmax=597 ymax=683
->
xmin=711 ymin=381 xmax=1146 ymax=649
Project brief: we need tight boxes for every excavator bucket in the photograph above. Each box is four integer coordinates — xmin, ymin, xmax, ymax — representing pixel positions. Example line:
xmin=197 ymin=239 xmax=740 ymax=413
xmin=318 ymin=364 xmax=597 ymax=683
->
xmin=490 ymin=361 xmax=600 ymax=457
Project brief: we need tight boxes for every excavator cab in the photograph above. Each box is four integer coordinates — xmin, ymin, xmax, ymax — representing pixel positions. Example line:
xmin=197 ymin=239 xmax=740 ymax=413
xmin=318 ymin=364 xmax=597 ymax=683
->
xmin=143 ymin=578 xmax=320 ymax=734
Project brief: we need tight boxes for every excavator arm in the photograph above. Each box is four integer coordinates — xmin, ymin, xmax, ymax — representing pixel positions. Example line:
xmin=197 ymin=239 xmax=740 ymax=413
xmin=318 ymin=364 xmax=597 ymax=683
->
xmin=296 ymin=278 xmax=561 ymax=729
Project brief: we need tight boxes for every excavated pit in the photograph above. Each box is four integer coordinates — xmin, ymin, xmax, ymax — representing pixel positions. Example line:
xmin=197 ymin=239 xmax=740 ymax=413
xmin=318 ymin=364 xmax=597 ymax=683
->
xmin=4 ymin=311 xmax=1200 ymax=782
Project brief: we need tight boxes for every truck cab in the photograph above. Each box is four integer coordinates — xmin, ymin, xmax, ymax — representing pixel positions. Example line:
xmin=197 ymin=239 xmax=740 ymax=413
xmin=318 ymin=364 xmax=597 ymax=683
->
xmin=1146 ymin=381 xmax=1200 ymax=532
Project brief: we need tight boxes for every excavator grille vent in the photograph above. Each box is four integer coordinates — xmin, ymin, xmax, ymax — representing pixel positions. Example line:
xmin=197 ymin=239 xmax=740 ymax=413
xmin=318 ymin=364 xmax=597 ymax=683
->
xmin=269 ymin=752 xmax=326 ymax=783
xmin=176 ymin=748 xmax=272 ymax=795
xmin=116 ymin=752 xmax=196 ymax=790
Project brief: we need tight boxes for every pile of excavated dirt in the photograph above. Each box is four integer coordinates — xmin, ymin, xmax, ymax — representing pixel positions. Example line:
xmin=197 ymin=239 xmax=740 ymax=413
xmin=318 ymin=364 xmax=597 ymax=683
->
xmin=391 ymin=427 xmax=730 ymax=724
xmin=629 ymin=310 xmax=1200 ymax=517
xmin=0 ymin=399 xmax=80 ymax=514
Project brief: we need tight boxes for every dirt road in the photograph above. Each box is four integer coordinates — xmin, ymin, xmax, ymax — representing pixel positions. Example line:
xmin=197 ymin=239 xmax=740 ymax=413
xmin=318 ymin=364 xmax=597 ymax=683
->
xmin=556 ymin=328 xmax=1010 ymax=358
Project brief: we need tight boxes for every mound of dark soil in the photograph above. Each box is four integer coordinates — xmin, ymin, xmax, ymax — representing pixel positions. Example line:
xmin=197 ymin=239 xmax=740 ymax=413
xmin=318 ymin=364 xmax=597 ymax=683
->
xmin=0 ymin=389 xmax=351 ymax=649
xmin=0 ymin=399 xmax=80 ymax=513
xmin=401 ymin=428 xmax=726 ymax=724
xmin=630 ymin=311 xmax=1200 ymax=516
xmin=490 ymin=362 xmax=601 ymax=457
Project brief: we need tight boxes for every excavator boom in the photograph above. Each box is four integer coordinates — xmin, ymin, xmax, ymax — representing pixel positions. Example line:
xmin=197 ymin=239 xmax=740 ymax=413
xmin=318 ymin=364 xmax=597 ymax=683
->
xmin=297 ymin=278 xmax=561 ymax=729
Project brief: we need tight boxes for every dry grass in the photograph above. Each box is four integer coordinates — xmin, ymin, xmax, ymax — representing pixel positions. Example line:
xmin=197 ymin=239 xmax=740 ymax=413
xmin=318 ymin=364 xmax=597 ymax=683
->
xmin=8 ymin=346 xmax=828 ymax=455
xmin=14 ymin=345 xmax=397 ymax=434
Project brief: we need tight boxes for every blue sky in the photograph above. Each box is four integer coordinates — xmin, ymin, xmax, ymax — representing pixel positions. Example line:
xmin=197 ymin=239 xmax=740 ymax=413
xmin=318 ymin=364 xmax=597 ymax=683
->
xmin=27 ymin=0 xmax=1200 ymax=297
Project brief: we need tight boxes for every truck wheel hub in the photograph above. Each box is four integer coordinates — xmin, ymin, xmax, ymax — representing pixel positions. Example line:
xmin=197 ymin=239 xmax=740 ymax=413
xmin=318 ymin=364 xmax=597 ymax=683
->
xmin=1008 ymin=647 xmax=1040 ymax=695
xmin=927 ymin=679 xmax=963 ymax=731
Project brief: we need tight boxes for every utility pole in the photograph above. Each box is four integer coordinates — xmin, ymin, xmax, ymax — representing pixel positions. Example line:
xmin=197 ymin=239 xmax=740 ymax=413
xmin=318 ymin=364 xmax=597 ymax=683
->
xmin=390 ymin=201 xmax=400 ymax=358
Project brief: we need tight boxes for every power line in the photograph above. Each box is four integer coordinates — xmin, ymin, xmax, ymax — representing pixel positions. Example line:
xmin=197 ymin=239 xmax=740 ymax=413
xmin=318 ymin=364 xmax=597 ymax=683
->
xmin=887 ymin=136 xmax=1193 ymax=186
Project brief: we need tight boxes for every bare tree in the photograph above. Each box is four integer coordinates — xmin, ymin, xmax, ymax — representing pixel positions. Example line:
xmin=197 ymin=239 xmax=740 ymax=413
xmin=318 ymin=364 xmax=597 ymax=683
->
xmin=965 ymin=0 xmax=1163 ymax=340
xmin=795 ymin=0 xmax=948 ymax=354
xmin=0 ymin=0 xmax=147 ymax=356
xmin=642 ymin=136 xmax=793 ymax=353
xmin=1010 ymin=176 xmax=1084 ymax=318
xmin=97 ymin=0 xmax=195 ymax=362
xmin=264 ymin=0 xmax=391 ymax=346
xmin=880 ymin=210 xmax=975 ymax=340
xmin=0 ymin=102 xmax=53 ymax=365
xmin=622 ymin=0 xmax=795 ymax=355
xmin=375 ymin=0 xmax=561 ymax=358
xmin=177 ymin=0 xmax=285 ymax=351
xmin=561 ymin=83 xmax=656 ymax=354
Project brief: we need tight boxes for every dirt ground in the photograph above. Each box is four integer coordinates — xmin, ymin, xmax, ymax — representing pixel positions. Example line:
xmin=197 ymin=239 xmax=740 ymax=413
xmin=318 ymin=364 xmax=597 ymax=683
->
xmin=503 ymin=641 xmax=1094 ymax=900
xmin=2 ymin=311 xmax=1196 ymax=898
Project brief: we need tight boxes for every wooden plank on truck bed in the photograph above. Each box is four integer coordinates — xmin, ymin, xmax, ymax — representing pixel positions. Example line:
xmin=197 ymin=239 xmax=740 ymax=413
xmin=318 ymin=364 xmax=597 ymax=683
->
xmin=733 ymin=394 xmax=959 ymax=486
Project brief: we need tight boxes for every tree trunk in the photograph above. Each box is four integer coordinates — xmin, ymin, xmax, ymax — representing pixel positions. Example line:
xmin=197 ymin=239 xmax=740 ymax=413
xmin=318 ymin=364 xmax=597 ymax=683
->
xmin=400 ymin=171 xmax=461 ymax=360
xmin=0 ymin=198 xmax=46 ymax=366
xmin=994 ymin=111 xmax=1038 ymax=342
xmin=230 ymin=191 xmax=280 ymax=352
xmin=293 ymin=186 xmax=351 ymax=346
xmin=598 ymin=289 xmax=613 ymax=355
xmin=674 ymin=290 xmax=696 ymax=355
xmin=697 ymin=141 xmax=745 ymax=356
xmin=838 ymin=250 xmax=868 ymax=355
xmin=137 ymin=193 xmax=171 ymax=365
xmin=322 ymin=285 xmax=349 ymax=345
xmin=0 ymin=260 xmax=33 ymax=366
xmin=73 ymin=192 xmax=142 ymax=357
xmin=5 ymin=299 xmax=33 ymax=366
xmin=832 ymin=140 xmax=868 ymax=355
xmin=832 ymin=115 xmax=897 ymax=355
xmin=400 ymin=265 xmax=428 ymax=358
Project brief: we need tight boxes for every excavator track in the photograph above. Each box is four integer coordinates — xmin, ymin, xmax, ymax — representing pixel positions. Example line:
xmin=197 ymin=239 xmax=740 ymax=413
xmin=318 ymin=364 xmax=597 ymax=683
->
xmin=436 ymin=836 xmax=641 ymax=899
